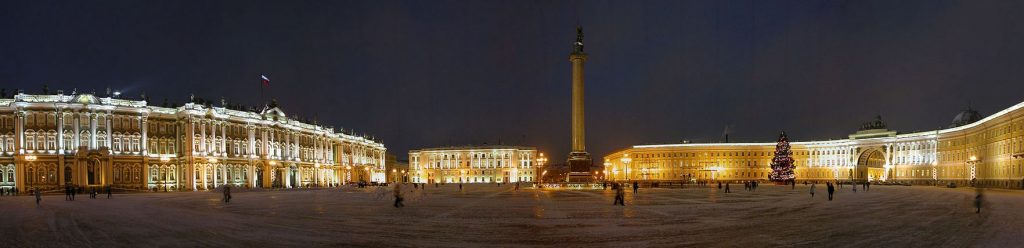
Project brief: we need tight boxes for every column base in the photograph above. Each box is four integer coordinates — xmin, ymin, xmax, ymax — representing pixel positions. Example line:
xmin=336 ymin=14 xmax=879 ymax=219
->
xmin=566 ymin=152 xmax=594 ymax=183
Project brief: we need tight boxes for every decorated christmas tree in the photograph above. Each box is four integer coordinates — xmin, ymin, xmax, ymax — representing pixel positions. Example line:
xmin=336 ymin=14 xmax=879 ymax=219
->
xmin=768 ymin=131 xmax=796 ymax=182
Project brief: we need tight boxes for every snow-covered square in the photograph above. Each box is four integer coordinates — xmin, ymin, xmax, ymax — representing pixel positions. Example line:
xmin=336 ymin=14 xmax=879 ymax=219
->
xmin=2 ymin=184 xmax=1021 ymax=247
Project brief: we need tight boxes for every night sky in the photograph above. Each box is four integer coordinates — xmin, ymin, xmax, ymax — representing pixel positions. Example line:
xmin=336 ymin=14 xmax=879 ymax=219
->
xmin=3 ymin=1 xmax=1023 ymax=161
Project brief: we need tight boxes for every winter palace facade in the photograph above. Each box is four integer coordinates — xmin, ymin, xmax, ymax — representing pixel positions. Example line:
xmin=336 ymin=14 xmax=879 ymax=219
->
xmin=605 ymin=100 xmax=1024 ymax=189
xmin=409 ymin=146 xmax=538 ymax=184
xmin=0 ymin=93 xmax=386 ymax=193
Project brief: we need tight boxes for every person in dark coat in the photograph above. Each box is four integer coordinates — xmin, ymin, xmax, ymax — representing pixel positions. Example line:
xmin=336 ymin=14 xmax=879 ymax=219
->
xmin=826 ymin=182 xmax=835 ymax=201
xmin=614 ymin=183 xmax=625 ymax=206
xmin=106 ymin=186 xmax=112 ymax=199
xmin=633 ymin=181 xmax=639 ymax=194
xmin=223 ymin=185 xmax=232 ymax=203
xmin=34 ymin=188 xmax=42 ymax=206
xmin=974 ymin=188 xmax=983 ymax=213
xmin=393 ymin=183 xmax=404 ymax=208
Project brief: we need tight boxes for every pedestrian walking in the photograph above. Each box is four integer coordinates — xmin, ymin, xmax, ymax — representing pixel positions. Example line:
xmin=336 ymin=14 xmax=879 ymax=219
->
xmin=975 ymin=188 xmax=983 ymax=213
xmin=791 ymin=180 xmax=796 ymax=190
xmin=633 ymin=181 xmax=639 ymax=194
xmin=810 ymin=183 xmax=816 ymax=197
xmin=393 ymin=183 xmax=404 ymax=208
xmin=65 ymin=185 xmax=71 ymax=201
xmin=866 ymin=181 xmax=871 ymax=191
xmin=34 ymin=186 xmax=41 ymax=205
xmin=853 ymin=181 xmax=857 ymax=193
xmin=614 ymin=183 xmax=625 ymax=206
xmin=223 ymin=185 xmax=232 ymax=203
xmin=862 ymin=181 xmax=867 ymax=191
xmin=717 ymin=181 xmax=722 ymax=190
xmin=725 ymin=183 xmax=731 ymax=193
xmin=106 ymin=186 xmax=112 ymax=199
xmin=827 ymin=182 xmax=835 ymax=201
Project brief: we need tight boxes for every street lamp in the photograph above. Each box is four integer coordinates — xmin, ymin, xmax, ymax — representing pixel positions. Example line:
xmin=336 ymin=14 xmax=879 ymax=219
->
xmin=603 ymin=159 xmax=611 ymax=181
xmin=967 ymin=156 xmax=980 ymax=186
xmin=621 ymin=154 xmax=632 ymax=181
xmin=536 ymin=153 xmax=547 ymax=183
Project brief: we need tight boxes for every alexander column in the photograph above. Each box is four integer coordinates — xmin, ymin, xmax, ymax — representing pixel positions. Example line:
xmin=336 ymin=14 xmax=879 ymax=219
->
xmin=567 ymin=26 xmax=593 ymax=183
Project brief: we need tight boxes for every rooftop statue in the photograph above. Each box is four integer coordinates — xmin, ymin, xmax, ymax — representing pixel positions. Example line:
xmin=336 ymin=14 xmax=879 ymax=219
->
xmin=572 ymin=26 xmax=585 ymax=54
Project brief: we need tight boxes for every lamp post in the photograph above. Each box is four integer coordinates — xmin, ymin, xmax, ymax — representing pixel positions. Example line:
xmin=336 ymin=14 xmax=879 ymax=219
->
xmin=967 ymin=156 xmax=980 ymax=187
xmin=621 ymin=154 xmax=632 ymax=182
xmin=345 ymin=165 xmax=351 ymax=185
xmin=536 ymin=153 xmax=547 ymax=183
xmin=603 ymin=159 xmax=611 ymax=182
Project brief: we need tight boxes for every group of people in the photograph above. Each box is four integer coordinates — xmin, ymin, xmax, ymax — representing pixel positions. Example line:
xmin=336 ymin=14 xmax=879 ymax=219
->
xmin=63 ymin=185 xmax=112 ymax=201
xmin=743 ymin=181 xmax=760 ymax=191
xmin=0 ymin=187 xmax=16 ymax=196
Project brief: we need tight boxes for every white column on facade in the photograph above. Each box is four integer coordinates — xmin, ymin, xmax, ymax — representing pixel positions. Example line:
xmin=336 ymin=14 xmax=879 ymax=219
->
xmin=200 ymin=122 xmax=207 ymax=154
xmin=222 ymin=163 xmax=227 ymax=185
xmin=209 ymin=122 xmax=216 ymax=155
xmin=201 ymin=165 xmax=207 ymax=189
xmin=73 ymin=113 xmax=80 ymax=149
xmin=56 ymin=111 xmax=64 ymax=153
xmin=247 ymin=126 xmax=255 ymax=157
xmin=220 ymin=123 xmax=226 ymax=156
xmin=212 ymin=163 xmax=217 ymax=188
xmin=14 ymin=111 xmax=24 ymax=153
xmin=89 ymin=113 xmax=97 ymax=149
xmin=106 ymin=114 xmax=112 ymax=148
xmin=141 ymin=116 xmax=148 ymax=155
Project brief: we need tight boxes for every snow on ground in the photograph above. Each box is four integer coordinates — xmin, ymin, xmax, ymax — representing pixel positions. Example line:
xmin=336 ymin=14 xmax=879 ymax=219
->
xmin=1 ymin=183 xmax=1022 ymax=247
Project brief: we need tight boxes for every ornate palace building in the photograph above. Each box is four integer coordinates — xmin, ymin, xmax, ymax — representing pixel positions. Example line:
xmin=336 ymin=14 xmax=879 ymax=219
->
xmin=605 ymin=101 xmax=1024 ymax=189
xmin=0 ymin=92 xmax=386 ymax=193
xmin=408 ymin=146 xmax=538 ymax=184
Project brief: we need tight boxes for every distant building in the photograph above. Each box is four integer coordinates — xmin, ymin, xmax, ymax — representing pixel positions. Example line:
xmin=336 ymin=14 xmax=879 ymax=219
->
xmin=606 ymin=101 xmax=1024 ymax=189
xmin=0 ymin=92 xmax=386 ymax=193
xmin=409 ymin=145 xmax=538 ymax=184
xmin=385 ymin=152 xmax=408 ymax=183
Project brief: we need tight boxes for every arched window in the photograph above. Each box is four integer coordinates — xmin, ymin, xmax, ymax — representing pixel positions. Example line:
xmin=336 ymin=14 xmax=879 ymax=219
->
xmin=25 ymin=131 xmax=36 ymax=150
xmin=46 ymin=133 xmax=56 ymax=150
